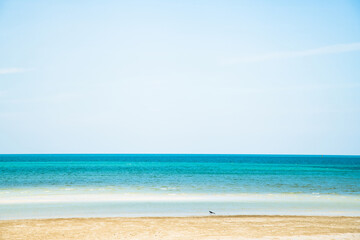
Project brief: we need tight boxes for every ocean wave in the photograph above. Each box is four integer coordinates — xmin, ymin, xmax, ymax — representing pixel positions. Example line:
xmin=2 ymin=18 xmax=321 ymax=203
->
xmin=1 ymin=192 xmax=359 ymax=204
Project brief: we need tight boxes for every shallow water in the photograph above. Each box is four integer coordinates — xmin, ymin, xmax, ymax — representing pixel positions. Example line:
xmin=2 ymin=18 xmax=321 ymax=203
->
xmin=1 ymin=154 xmax=359 ymax=219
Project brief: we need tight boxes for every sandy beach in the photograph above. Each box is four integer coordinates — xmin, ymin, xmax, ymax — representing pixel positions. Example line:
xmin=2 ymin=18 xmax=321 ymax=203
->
xmin=1 ymin=215 xmax=360 ymax=240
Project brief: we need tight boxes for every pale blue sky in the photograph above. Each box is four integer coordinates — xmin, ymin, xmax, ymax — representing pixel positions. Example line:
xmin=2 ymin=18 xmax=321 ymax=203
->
xmin=0 ymin=0 xmax=360 ymax=154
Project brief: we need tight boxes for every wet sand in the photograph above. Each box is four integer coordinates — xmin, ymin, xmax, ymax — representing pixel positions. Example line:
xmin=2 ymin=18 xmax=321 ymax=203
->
xmin=1 ymin=215 xmax=360 ymax=240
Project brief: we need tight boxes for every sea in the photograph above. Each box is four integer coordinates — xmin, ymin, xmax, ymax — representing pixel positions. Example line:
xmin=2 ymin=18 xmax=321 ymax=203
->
xmin=0 ymin=154 xmax=359 ymax=219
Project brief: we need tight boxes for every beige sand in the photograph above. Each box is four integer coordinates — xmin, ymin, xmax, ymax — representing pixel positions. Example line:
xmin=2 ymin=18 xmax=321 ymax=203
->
xmin=1 ymin=216 xmax=360 ymax=240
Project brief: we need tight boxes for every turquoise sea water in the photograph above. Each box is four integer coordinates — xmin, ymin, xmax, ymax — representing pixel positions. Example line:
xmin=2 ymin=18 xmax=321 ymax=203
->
xmin=0 ymin=154 xmax=360 ymax=219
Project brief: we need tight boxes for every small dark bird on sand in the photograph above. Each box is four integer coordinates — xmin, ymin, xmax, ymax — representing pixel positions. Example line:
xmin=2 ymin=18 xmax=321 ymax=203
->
xmin=209 ymin=211 xmax=215 ymax=215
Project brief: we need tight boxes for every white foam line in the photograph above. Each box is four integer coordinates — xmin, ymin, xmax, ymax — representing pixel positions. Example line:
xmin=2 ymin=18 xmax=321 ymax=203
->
xmin=1 ymin=193 xmax=359 ymax=204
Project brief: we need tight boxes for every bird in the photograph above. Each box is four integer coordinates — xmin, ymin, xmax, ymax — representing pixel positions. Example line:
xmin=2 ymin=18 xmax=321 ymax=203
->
xmin=209 ymin=211 xmax=215 ymax=215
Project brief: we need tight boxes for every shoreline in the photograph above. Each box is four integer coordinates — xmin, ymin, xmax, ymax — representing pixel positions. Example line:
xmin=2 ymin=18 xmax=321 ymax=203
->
xmin=2 ymin=192 xmax=359 ymax=219
xmin=2 ymin=214 xmax=360 ymax=220
xmin=1 ymin=215 xmax=360 ymax=240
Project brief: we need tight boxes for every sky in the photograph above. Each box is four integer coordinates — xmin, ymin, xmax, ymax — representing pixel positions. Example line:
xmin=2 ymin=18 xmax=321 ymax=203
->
xmin=0 ymin=0 xmax=360 ymax=154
